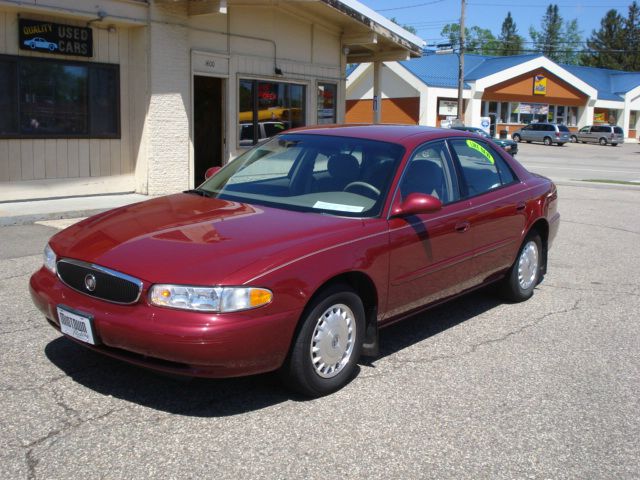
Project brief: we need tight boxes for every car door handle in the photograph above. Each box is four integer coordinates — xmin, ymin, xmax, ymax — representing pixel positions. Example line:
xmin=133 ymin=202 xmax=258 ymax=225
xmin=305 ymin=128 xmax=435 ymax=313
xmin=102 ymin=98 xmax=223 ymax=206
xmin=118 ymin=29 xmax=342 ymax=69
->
xmin=516 ymin=202 xmax=526 ymax=211
xmin=455 ymin=221 xmax=470 ymax=232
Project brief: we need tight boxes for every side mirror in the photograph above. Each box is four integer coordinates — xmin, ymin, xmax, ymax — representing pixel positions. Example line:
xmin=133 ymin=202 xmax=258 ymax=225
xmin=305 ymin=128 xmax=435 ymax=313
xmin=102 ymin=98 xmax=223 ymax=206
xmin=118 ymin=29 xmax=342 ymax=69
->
xmin=391 ymin=193 xmax=442 ymax=217
xmin=204 ymin=166 xmax=221 ymax=180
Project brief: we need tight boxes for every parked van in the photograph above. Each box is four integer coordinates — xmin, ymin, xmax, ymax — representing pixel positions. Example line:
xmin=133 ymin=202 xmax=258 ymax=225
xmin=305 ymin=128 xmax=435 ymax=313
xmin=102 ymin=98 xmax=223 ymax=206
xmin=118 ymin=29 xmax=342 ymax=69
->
xmin=571 ymin=125 xmax=624 ymax=146
xmin=511 ymin=123 xmax=571 ymax=146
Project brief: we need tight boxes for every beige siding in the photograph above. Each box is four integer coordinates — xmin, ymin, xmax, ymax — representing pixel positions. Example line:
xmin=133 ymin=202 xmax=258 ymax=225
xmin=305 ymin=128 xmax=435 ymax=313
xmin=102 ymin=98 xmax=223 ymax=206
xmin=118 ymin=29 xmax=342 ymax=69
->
xmin=0 ymin=9 xmax=137 ymax=186
xmin=0 ymin=142 xmax=8 ymax=181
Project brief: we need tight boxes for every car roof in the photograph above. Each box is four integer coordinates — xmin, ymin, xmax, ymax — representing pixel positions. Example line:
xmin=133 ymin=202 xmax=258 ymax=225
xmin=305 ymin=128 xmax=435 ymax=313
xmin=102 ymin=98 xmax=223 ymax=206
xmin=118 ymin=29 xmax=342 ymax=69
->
xmin=285 ymin=124 xmax=471 ymax=144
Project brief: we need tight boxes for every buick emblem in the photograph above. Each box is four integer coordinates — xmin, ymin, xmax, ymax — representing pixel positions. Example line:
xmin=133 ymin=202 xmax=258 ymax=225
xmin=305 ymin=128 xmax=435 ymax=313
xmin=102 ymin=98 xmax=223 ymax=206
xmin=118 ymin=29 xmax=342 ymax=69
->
xmin=84 ymin=274 xmax=97 ymax=292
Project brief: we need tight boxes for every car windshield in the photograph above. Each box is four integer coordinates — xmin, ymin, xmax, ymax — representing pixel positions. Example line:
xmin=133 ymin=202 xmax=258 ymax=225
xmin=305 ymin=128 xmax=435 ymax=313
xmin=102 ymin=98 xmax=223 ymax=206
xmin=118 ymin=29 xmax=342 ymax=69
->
xmin=197 ymin=134 xmax=405 ymax=217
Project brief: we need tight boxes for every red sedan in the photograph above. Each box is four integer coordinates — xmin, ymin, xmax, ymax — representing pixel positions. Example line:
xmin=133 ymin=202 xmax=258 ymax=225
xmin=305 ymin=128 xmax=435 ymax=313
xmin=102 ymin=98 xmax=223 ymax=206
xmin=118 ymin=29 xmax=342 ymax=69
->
xmin=30 ymin=125 xmax=559 ymax=397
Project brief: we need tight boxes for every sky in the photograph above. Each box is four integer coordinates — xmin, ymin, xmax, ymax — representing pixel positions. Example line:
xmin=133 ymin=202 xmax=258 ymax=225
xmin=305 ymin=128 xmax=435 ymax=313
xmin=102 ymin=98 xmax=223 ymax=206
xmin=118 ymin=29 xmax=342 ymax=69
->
xmin=361 ymin=0 xmax=635 ymax=48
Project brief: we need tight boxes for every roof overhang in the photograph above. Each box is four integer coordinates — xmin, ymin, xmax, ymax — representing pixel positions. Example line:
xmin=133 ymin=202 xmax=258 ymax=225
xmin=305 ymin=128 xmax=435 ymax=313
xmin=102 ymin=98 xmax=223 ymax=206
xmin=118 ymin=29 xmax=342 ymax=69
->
xmin=318 ymin=0 xmax=424 ymax=62
xmin=155 ymin=1 xmax=424 ymax=62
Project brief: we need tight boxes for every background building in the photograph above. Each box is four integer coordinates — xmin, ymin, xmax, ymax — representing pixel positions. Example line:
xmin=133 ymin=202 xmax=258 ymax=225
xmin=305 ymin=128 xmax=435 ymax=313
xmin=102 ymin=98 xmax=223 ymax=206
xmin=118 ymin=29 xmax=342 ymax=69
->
xmin=0 ymin=0 xmax=423 ymax=202
xmin=346 ymin=53 xmax=640 ymax=140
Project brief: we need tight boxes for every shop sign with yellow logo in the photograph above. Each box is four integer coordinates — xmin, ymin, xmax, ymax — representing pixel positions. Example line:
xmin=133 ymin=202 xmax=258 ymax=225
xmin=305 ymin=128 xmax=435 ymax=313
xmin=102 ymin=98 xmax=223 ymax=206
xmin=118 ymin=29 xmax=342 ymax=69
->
xmin=533 ymin=75 xmax=547 ymax=95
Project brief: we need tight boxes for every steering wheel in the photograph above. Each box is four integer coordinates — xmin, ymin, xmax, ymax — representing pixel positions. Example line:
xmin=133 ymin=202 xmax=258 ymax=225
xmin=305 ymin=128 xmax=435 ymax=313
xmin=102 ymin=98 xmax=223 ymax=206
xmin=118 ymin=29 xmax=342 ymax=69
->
xmin=343 ymin=181 xmax=380 ymax=199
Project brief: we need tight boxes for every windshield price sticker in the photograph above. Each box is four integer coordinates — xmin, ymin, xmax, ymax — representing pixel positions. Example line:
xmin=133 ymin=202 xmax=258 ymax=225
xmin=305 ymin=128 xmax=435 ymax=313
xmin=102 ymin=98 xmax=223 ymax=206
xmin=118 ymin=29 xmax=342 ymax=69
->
xmin=466 ymin=139 xmax=495 ymax=164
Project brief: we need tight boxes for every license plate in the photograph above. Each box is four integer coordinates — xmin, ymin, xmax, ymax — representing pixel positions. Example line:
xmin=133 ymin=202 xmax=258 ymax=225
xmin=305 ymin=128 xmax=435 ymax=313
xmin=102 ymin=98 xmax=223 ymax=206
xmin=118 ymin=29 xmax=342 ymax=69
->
xmin=57 ymin=306 xmax=97 ymax=345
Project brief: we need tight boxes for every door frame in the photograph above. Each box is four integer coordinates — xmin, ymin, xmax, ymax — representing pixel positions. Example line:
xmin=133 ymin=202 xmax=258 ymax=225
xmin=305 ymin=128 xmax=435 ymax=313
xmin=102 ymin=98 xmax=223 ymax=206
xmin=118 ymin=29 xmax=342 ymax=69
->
xmin=190 ymin=51 xmax=229 ymax=189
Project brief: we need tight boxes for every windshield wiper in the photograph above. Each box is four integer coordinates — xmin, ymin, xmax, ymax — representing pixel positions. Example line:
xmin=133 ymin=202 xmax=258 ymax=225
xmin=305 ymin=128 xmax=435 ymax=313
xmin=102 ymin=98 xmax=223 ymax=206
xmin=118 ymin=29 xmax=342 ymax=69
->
xmin=184 ymin=188 xmax=213 ymax=198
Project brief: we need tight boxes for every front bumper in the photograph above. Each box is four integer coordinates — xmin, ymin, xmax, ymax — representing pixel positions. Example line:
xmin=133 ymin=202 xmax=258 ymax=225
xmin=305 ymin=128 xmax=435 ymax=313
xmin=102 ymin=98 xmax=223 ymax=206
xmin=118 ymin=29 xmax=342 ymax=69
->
xmin=30 ymin=267 xmax=299 ymax=378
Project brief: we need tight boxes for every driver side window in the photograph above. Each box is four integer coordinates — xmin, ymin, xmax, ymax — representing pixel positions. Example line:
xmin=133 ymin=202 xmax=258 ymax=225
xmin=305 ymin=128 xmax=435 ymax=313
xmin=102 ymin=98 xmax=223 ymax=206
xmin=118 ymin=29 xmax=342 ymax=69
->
xmin=399 ymin=141 xmax=459 ymax=204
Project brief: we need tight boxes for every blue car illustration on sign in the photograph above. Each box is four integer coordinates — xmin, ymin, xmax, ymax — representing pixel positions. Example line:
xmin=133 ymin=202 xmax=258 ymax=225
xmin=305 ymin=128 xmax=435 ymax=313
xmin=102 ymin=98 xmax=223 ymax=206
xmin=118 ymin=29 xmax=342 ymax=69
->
xmin=23 ymin=37 xmax=58 ymax=51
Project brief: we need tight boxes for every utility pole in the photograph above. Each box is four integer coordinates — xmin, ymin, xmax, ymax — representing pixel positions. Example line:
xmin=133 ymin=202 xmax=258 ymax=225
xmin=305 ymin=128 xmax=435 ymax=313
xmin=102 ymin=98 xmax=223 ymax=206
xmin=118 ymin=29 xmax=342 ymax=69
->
xmin=457 ymin=0 xmax=465 ymax=122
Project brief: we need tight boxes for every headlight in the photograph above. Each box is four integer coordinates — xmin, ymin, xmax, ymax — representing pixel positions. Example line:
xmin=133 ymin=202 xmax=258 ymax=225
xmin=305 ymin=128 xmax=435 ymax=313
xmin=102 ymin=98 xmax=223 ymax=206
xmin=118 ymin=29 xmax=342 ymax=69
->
xmin=149 ymin=285 xmax=273 ymax=312
xmin=44 ymin=244 xmax=57 ymax=274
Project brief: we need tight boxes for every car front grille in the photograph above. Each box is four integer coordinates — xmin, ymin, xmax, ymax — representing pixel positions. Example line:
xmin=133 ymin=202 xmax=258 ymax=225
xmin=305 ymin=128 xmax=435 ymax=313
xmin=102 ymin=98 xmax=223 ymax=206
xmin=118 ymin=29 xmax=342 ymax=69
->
xmin=56 ymin=259 xmax=143 ymax=304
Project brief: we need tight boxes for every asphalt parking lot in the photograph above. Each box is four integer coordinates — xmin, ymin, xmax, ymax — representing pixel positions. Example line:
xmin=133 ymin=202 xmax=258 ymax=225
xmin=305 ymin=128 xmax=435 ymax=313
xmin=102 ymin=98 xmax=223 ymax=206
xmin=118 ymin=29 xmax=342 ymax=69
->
xmin=1 ymin=143 xmax=639 ymax=479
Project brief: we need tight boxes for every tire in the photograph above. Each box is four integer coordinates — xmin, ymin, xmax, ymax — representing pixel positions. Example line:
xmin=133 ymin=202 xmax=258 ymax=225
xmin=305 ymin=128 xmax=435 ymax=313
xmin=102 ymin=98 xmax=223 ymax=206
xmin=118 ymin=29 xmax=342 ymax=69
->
xmin=499 ymin=233 xmax=542 ymax=302
xmin=557 ymin=143 xmax=566 ymax=146
xmin=512 ymin=134 xmax=521 ymax=143
xmin=570 ymin=135 xmax=577 ymax=143
xmin=543 ymin=136 xmax=552 ymax=146
xmin=612 ymin=143 xmax=618 ymax=146
xmin=526 ymin=140 xmax=532 ymax=143
xmin=599 ymin=137 xmax=607 ymax=146
xmin=281 ymin=284 xmax=365 ymax=397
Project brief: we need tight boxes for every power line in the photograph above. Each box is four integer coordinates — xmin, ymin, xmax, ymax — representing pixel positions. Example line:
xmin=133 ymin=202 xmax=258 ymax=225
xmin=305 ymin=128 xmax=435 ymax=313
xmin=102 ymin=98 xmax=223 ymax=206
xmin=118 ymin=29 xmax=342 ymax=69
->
xmin=377 ymin=0 xmax=446 ymax=12
xmin=468 ymin=3 xmax=630 ymax=7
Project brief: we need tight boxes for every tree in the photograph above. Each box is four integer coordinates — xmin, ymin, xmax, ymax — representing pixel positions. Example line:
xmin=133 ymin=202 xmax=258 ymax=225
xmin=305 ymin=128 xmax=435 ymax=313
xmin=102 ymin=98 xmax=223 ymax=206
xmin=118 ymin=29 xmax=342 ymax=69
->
xmin=497 ymin=12 xmax=524 ymax=56
xmin=530 ymin=4 xmax=564 ymax=61
xmin=389 ymin=17 xmax=417 ymax=35
xmin=557 ymin=18 xmax=581 ymax=64
xmin=581 ymin=9 xmax=627 ymax=69
xmin=440 ymin=23 xmax=498 ymax=55
xmin=624 ymin=1 xmax=640 ymax=70
xmin=530 ymin=4 xmax=582 ymax=64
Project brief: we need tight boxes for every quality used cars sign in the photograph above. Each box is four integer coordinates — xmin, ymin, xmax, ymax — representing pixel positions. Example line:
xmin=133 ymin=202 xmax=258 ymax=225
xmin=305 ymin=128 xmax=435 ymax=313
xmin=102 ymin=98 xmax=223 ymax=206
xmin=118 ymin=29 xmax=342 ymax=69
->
xmin=19 ymin=18 xmax=93 ymax=57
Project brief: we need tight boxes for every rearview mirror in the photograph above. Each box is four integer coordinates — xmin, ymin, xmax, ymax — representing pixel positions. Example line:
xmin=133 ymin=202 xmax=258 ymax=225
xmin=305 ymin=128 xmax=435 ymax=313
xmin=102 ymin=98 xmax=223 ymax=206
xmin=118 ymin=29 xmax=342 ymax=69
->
xmin=204 ymin=166 xmax=221 ymax=180
xmin=391 ymin=193 xmax=442 ymax=217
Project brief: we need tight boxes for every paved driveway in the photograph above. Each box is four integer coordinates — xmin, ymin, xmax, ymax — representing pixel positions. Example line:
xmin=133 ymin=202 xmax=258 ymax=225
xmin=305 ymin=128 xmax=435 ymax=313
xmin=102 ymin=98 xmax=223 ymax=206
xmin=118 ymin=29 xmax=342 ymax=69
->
xmin=513 ymin=140 xmax=640 ymax=184
xmin=1 ymin=154 xmax=639 ymax=478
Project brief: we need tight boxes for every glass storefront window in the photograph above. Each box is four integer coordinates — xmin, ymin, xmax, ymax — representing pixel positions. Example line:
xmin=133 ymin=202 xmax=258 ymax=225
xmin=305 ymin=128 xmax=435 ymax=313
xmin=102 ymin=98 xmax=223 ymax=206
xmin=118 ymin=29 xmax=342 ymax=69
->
xmin=499 ymin=102 xmax=509 ymax=123
xmin=0 ymin=55 xmax=119 ymax=138
xmin=0 ymin=60 xmax=18 ymax=135
xmin=238 ymin=79 xmax=306 ymax=147
xmin=317 ymin=83 xmax=337 ymax=124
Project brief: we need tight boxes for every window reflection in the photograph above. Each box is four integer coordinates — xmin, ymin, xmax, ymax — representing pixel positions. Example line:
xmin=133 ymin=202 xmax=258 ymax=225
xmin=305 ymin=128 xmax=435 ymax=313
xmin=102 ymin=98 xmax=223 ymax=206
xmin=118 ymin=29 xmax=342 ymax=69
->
xmin=238 ymin=79 xmax=305 ymax=147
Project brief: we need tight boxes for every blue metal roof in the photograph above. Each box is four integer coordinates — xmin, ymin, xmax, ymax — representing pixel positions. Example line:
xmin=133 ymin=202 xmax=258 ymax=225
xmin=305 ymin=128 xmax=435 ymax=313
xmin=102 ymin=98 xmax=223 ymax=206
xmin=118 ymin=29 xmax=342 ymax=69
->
xmin=464 ymin=54 xmax=542 ymax=80
xmin=397 ymin=52 xmax=488 ymax=89
xmin=389 ymin=52 xmax=640 ymax=101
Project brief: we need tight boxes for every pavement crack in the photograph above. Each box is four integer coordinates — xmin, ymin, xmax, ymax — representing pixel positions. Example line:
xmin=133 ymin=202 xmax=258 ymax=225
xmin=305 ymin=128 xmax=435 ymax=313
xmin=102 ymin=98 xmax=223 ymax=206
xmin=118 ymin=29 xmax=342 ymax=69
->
xmin=380 ymin=299 xmax=582 ymax=370
xmin=561 ymin=219 xmax=640 ymax=235
xmin=23 ymin=406 xmax=129 ymax=479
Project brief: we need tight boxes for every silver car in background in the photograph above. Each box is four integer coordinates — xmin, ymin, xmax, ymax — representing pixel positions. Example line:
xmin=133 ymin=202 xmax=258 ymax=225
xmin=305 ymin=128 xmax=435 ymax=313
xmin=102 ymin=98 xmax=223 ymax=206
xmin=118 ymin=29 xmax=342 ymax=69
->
xmin=571 ymin=125 xmax=624 ymax=146
xmin=511 ymin=123 xmax=571 ymax=146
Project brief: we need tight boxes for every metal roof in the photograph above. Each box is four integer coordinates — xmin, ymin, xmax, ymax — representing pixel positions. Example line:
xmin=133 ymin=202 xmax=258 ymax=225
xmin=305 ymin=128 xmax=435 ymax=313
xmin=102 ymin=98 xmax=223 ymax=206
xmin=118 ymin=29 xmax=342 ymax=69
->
xmin=394 ymin=53 xmax=640 ymax=101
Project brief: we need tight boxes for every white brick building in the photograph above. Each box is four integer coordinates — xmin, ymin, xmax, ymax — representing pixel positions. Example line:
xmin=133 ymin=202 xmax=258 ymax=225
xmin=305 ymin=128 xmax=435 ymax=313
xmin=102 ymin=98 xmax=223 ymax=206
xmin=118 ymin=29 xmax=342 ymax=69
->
xmin=0 ymin=0 xmax=423 ymax=201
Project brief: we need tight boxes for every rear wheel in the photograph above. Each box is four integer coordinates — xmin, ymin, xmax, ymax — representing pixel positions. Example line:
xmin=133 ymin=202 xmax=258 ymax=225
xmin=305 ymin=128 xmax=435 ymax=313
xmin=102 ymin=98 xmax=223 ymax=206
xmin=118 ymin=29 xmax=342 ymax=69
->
xmin=512 ymin=134 xmax=521 ymax=142
xmin=543 ymin=136 xmax=552 ymax=146
xmin=281 ymin=284 xmax=364 ymax=397
xmin=612 ymin=143 xmax=618 ymax=146
xmin=499 ymin=233 xmax=542 ymax=302
xmin=599 ymin=137 xmax=607 ymax=146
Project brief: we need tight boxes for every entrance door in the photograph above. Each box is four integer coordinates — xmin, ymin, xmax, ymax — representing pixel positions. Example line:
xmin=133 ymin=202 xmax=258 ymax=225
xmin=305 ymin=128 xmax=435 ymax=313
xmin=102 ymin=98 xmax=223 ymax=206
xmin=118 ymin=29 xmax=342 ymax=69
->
xmin=193 ymin=76 xmax=223 ymax=186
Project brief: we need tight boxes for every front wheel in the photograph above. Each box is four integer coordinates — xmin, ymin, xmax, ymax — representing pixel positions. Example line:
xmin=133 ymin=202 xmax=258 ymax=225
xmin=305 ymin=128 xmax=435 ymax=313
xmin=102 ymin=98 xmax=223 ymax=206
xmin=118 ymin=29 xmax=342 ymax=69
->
xmin=512 ymin=134 xmax=521 ymax=142
xmin=281 ymin=284 xmax=364 ymax=397
xmin=499 ymin=233 xmax=542 ymax=302
xmin=570 ymin=135 xmax=578 ymax=143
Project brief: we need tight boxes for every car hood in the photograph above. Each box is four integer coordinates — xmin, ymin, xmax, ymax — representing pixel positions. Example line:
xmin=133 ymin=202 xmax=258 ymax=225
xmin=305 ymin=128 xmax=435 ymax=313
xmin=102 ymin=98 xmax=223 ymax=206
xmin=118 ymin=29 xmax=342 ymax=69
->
xmin=49 ymin=193 xmax=369 ymax=285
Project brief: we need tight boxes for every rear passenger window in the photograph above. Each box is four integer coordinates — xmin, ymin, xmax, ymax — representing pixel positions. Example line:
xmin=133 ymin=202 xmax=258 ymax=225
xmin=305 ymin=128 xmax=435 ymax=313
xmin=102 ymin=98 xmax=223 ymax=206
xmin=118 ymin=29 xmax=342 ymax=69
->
xmin=449 ymin=139 xmax=517 ymax=197
xmin=399 ymin=141 xmax=459 ymax=204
